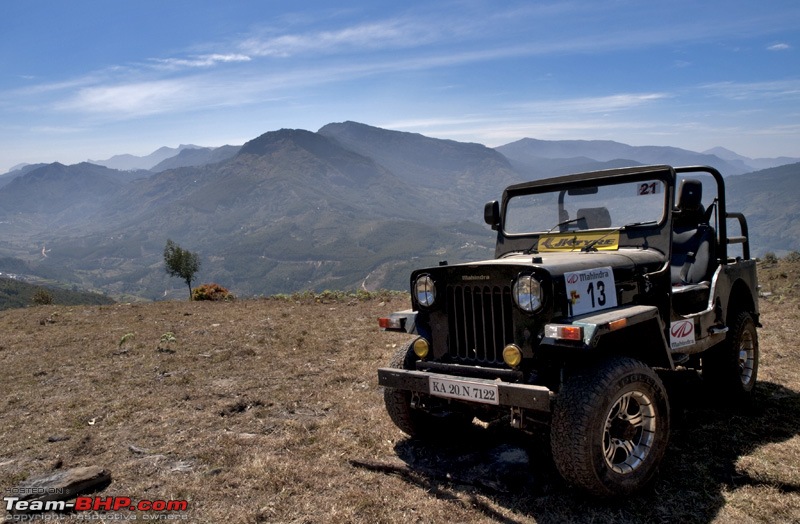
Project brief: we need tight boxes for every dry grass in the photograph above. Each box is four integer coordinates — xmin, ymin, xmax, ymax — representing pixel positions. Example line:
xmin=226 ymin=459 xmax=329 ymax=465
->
xmin=1 ymin=263 xmax=799 ymax=523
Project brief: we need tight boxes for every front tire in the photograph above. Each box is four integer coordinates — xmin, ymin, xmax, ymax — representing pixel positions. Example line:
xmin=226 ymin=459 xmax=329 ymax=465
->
xmin=551 ymin=357 xmax=670 ymax=497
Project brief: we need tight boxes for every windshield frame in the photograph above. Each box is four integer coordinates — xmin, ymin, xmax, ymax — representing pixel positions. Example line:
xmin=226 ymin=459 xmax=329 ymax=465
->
xmin=495 ymin=165 xmax=676 ymax=257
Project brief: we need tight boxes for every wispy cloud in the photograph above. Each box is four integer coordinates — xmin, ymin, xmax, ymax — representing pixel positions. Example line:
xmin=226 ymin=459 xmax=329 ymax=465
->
xmin=150 ymin=54 xmax=251 ymax=70
xmin=701 ymin=80 xmax=800 ymax=101
xmin=58 ymin=80 xmax=190 ymax=116
xmin=767 ymin=43 xmax=791 ymax=51
xmin=239 ymin=18 xmax=444 ymax=58
xmin=515 ymin=93 xmax=671 ymax=114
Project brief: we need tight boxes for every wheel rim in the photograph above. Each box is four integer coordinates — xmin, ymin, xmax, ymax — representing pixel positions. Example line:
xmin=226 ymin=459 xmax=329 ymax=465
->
xmin=738 ymin=328 xmax=756 ymax=387
xmin=603 ymin=390 xmax=657 ymax=474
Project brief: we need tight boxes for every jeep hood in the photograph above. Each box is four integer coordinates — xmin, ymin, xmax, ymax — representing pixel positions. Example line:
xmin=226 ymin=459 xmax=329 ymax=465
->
xmin=443 ymin=248 xmax=666 ymax=278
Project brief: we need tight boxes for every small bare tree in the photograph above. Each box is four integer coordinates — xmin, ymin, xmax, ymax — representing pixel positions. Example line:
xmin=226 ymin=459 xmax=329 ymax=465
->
xmin=163 ymin=239 xmax=201 ymax=300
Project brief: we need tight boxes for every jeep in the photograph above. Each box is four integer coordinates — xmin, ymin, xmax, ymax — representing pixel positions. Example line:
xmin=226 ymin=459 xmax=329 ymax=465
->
xmin=377 ymin=164 xmax=759 ymax=496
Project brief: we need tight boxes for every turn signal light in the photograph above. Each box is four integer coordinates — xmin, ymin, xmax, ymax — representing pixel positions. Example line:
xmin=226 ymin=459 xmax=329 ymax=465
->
xmin=378 ymin=317 xmax=401 ymax=330
xmin=545 ymin=324 xmax=584 ymax=341
xmin=609 ymin=318 xmax=627 ymax=331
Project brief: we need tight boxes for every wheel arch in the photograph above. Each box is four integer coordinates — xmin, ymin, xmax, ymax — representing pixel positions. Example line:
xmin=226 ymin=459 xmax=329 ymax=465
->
xmin=724 ymin=277 xmax=759 ymax=324
xmin=593 ymin=318 xmax=673 ymax=369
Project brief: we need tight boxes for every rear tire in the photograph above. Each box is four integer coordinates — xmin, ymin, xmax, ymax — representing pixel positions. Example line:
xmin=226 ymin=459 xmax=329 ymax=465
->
xmin=703 ymin=311 xmax=758 ymax=401
xmin=550 ymin=357 xmax=670 ymax=497
xmin=383 ymin=340 xmax=472 ymax=438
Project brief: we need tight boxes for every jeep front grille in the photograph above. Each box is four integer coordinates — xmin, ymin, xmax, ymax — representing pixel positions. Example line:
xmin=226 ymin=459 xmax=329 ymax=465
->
xmin=446 ymin=284 xmax=514 ymax=365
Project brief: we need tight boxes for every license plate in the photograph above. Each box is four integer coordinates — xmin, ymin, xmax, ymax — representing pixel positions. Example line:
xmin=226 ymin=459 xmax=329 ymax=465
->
xmin=429 ymin=377 xmax=499 ymax=405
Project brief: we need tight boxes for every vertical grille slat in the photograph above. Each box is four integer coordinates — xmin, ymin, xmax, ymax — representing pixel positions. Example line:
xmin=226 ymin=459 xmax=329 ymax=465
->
xmin=446 ymin=284 xmax=512 ymax=365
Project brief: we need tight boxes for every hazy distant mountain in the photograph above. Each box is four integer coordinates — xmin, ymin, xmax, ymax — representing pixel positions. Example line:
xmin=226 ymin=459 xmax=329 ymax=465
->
xmin=319 ymin=121 xmax=522 ymax=218
xmin=150 ymin=145 xmax=241 ymax=172
xmin=726 ymin=162 xmax=800 ymax=257
xmin=0 ymin=163 xmax=48 ymax=189
xmin=0 ymin=162 xmax=122 ymax=216
xmin=8 ymin=163 xmax=30 ymax=172
xmin=0 ymin=162 xmax=153 ymax=245
xmin=703 ymin=147 xmax=800 ymax=171
xmin=497 ymin=138 xmax=749 ymax=177
xmin=319 ymin=121 xmax=517 ymax=188
xmin=1 ymin=122 xmax=798 ymax=301
xmin=90 ymin=144 xmax=203 ymax=171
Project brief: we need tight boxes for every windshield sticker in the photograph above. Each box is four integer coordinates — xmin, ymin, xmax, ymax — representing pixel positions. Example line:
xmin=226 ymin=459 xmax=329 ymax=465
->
xmin=637 ymin=181 xmax=661 ymax=196
xmin=670 ymin=320 xmax=696 ymax=350
xmin=538 ymin=231 xmax=620 ymax=252
xmin=564 ymin=266 xmax=618 ymax=316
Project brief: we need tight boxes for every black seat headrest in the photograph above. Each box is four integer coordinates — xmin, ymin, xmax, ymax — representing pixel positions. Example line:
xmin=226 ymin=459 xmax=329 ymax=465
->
xmin=677 ymin=179 xmax=703 ymax=212
xmin=675 ymin=179 xmax=705 ymax=226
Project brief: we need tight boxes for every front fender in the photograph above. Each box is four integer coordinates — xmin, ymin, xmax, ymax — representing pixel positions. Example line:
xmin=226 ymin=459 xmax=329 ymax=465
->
xmin=540 ymin=304 xmax=674 ymax=369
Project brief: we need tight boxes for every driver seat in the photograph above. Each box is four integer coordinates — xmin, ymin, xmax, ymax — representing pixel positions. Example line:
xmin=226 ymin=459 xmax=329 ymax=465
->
xmin=671 ymin=179 xmax=717 ymax=314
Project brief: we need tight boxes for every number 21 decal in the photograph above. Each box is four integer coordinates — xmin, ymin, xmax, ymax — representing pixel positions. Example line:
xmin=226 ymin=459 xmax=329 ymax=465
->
xmin=637 ymin=182 xmax=660 ymax=195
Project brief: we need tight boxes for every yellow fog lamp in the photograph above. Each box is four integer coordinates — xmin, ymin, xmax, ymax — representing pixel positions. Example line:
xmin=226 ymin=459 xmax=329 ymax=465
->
xmin=502 ymin=344 xmax=523 ymax=368
xmin=412 ymin=338 xmax=430 ymax=359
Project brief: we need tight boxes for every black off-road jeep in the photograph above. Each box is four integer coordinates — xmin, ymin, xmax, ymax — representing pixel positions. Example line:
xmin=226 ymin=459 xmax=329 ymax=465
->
xmin=378 ymin=165 xmax=759 ymax=496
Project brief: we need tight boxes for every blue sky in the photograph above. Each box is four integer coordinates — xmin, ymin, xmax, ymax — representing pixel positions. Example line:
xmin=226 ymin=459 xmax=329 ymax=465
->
xmin=1 ymin=0 xmax=798 ymax=173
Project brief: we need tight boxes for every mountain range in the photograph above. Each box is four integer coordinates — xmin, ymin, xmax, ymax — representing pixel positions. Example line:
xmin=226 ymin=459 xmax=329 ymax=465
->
xmin=0 ymin=121 xmax=797 ymax=301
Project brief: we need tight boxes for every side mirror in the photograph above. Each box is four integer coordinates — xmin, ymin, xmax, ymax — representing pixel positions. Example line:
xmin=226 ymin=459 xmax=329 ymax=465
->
xmin=484 ymin=201 xmax=500 ymax=230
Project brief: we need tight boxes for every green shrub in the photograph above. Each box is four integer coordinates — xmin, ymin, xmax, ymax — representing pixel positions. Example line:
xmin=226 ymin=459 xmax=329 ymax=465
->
xmin=763 ymin=252 xmax=779 ymax=264
xmin=32 ymin=289 xmax=53 ymax=305
xmin=191 ymin=283 xmax=234 ymax=301
xmin=785 ymin=251 xmax=800 ymax=263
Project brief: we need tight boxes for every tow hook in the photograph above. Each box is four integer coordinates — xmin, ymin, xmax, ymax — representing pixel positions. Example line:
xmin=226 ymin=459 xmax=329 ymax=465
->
xmin=410 ymin=392 xmax=421 ymax=409
xmin=510 ymin=407 xmax=524 ymax=429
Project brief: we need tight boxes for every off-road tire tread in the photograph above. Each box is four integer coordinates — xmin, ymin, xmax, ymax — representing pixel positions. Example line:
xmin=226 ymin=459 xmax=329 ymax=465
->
xmin=550 ymin=357 xmax=670 ymax=497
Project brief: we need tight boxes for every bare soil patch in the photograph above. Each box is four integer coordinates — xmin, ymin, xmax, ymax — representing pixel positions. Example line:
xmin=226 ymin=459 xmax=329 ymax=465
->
xmin=1 ymin=265 xmax=799 ymax=523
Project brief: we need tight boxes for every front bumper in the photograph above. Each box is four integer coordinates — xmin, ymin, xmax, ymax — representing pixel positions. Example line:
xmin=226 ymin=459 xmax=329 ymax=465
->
xmin=377 ymin=368 xmax=552 ymax=413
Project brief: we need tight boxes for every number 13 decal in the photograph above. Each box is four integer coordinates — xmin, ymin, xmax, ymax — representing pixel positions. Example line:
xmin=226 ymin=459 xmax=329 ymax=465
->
xmin=586 ymin=280 xmax=606 ymax=308
xmin=564 ymin=267 xmax=617 ymax=316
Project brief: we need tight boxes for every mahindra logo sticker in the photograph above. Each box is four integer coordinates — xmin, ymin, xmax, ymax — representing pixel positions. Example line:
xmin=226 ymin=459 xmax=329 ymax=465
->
xmin=566 ymin=273 xmax=579 ymax=284
xmin=671 ymin=320 xmax=693 ymax=338
xmin=670 ymin=320 xmax=695 ymax=350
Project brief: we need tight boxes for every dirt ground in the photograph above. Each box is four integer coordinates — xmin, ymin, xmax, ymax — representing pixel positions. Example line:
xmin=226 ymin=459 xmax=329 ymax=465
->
xmin=1 ymin=264 xmax=799 ymax=523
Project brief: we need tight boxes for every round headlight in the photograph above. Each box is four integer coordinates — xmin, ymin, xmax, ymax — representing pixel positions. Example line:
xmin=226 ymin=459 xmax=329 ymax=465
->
xmin=414 ymin=274 xmax=436 ymax=307
xmin=513 ymin=275 xmax=542 ymax=312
